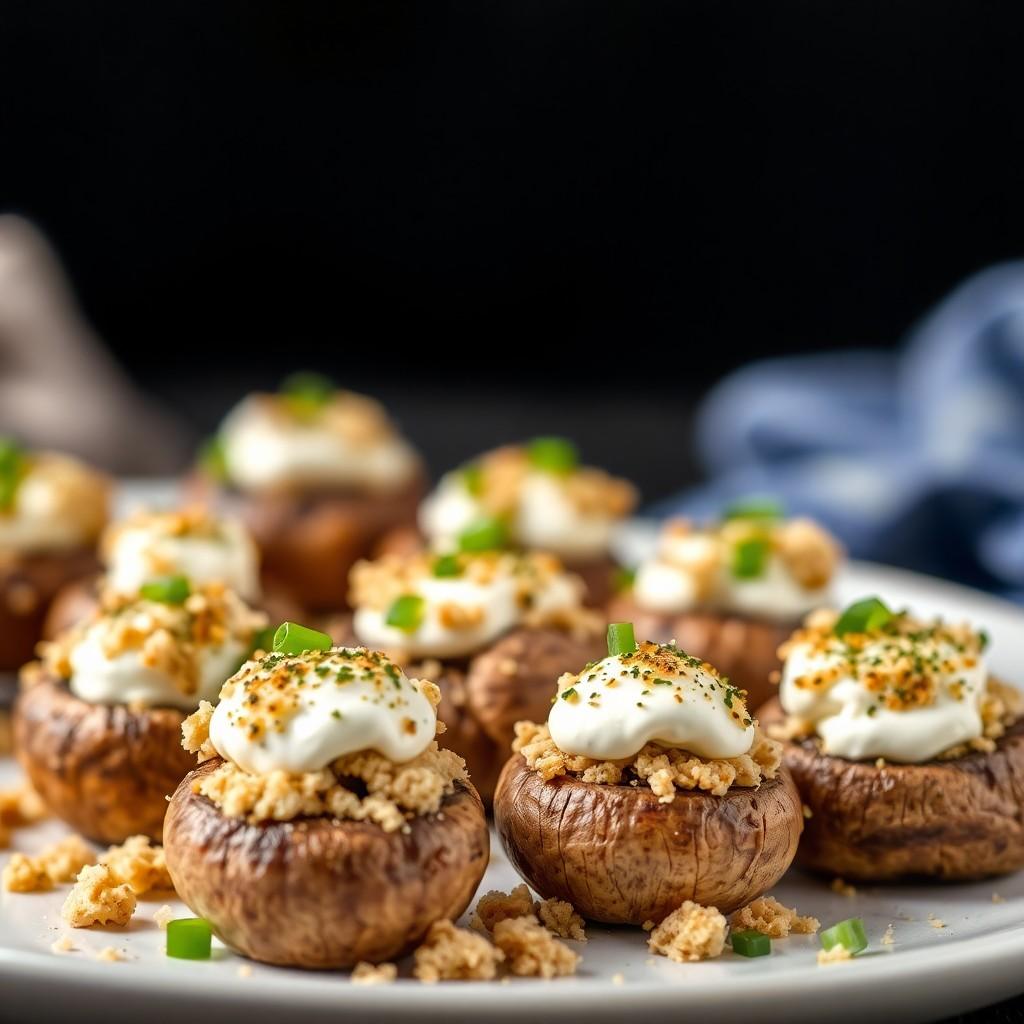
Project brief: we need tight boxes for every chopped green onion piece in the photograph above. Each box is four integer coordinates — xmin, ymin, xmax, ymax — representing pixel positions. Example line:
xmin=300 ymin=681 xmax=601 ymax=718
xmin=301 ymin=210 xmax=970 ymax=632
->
xmin=723 ymin=496 xmax=784 ymax=521
xmin=731 ymin=538 xmax=769 ymax=579
xmin=607 ymin=622 xmax=637 ymax=657
xmin=612 ymin=567 xmax=636 ymax=593
xmin=527 ymin=436 xmax=579 ymax=475
xmin=166 ymin=918 xmax=213 ymax=960
xmin=820 ymin=917 xmax=868 ymax=956
xmin=272 ymin=621 xmax=332 ymax=655
xmin=252 ymin=627 xmax=276 ymax=653
xmin=198 ymin=435 xmax=229 ymax=482
xmin=560 ymin=687 xmax=578 ymax=701
xmin=385 ymin=594 xmax=425 ymax=633
xmin=731 ymin=929 xmax=772 ymax=957
xmin=431 ymin=554 xmax=462 ymax=578
xmin=0 ymin=437 xmax=26 ymax=509
xmin=460 ymin=463 xmax=484 ymax=497
xmin=833 ymin=597 xmax=894 ymax=637
xmin=280 ymin=371 xmax=334 ymax=417
xmin=458 ymin=516 xmax=508 ymax=552
xmin=978 ymin=628 xmax=990 ymax=651
xmin=140 ymin=575 xmax=191 ymax=605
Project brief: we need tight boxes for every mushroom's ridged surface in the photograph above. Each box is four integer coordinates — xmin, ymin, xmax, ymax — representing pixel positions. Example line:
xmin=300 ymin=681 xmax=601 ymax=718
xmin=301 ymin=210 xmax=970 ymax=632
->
xmin=761 ymin=696 xmax=1024 ymax=880
xmin=164 ymin=759 xmax=490 ymax=968
xmin=13 ymin=673 xmax=192 ymax=844
xmin=493 ymin=754 xmax=803 ymax=922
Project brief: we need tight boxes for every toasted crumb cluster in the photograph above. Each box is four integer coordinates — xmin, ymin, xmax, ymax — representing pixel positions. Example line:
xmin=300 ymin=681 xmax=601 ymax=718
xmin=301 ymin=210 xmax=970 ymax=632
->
xmin=647 ymin=902 xmax=727 ymax=962
xmin=536 ymin=898 xmax=587 ymax=941
xmin=0 ymin=782 xmax=49 ymax=829
xmin=61 ymin=864 xmax=136 ymax=928
xmin=96 ymin=946 xmax=125 ymax=963
xmin=99 ymin=836 xmax=173 ymax=895
xmin=0 ymin=710 xmax=11 ymax=756
xmin=513 ymin=720 xmax=781 ymax=799
xmin=181 ymin=700 xmax=218 ymax=761
xmin=413 ymin=920 xmax=504 ymax=982
xmin=351 ymin=962 xmax=398 ymax=985
xmin=731 ymin=896 xmax=819 ymax=938
xmin=817 ymin=944 xmax=852 ymax=965
xmin=492 ymin=916 xmax=580 ymax=978
xmin=830 ymin=878 xmax=857 ymax=897
xmin=2 ymin=834 xmax=95 ymax=892
xmin=100 ymin=506 xmax=234 ymax=559
xmin=154 ymin=905 xmax=175 ymax=930
xmin=939 ymin=679 xmax=1024 ymax=758
xmin=471 ymin=885 xmax=587 ymax=943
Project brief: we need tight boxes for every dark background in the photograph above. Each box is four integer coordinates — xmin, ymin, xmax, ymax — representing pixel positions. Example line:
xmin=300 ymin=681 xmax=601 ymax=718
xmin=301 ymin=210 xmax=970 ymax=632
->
xmin=2 ymin=0 xmax=1023 ymax=502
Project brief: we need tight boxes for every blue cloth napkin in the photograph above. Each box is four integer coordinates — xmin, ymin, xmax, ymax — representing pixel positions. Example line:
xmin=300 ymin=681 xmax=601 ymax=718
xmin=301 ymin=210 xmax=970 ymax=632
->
xmin=656 ymin=262 xmax=1024 ymax=600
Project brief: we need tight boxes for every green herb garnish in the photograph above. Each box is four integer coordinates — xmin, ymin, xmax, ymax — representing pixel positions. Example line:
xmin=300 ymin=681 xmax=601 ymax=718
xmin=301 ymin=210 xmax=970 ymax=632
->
xmin=723 ymin=496 xmax=784 ymax=521
xmin=166 ymin=918 xmax=213 ymax=960
xmin=607 ymin=622 xmax=637 ymax=657
xmin=731 ymin=929 xmax=771 ymax=957
xmin=272 ymin=621 xmax=332 ymax=655
xmin=820 ymin=917 xmax=868 ymax=956
xmin=833 ymin=597 xmax=894 ymax=637
xmin=0 ymin=437 xmax=27 ymax=510
xmin=560 ymin=687 xmax=578 ymax=701
xmin=280 ymin=371 xmax=334 ymax=418
xmin=140 ymin=575 xmax=191 ymax=605
xmin=457 ymin=516 xmax=508 ymax=552
xmin=385 ymin=594 xmax=425 ymax=633
xmin=731 ymin=538 xmax=768 ymax=579
xmin=431 ymin=554 xmax=462 ymax=578
xmin=527 ymin=436 xmax=579 ymax=475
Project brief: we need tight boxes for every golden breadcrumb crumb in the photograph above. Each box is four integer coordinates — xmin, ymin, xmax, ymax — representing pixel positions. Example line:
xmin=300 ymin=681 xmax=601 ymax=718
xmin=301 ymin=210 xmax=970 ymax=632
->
xmin=1 ymin=834 xmax=94 ymax=891
xmin=992 ymin=893 xmax=1005 ymax=904
xmin=153 ymin=905 xmax=175 ymax=929
xmin=471 ymin=884 xmax=535 ymax=933
xmin=647 ymin=902 xmax=727 ymax=962
xmin=0 ymin=782 xmax=49 ymax=828
xmin=351 ymin=962 xmax=398 ymax=985
xmin=413 ymin=920 xmax=504 ymax=982
xmin=0 ymin=710 xmax=11 ymax=756
xmin=536 ymin=897 xmax=586 ymax=941
xmin=881 ymin=924 xmax=895 ymax=946
xmin=802 ymin=804 xmax=813 ymax=819
xmin=3 ymin=853 xmax=54 ymax=892
xmin=611 ymin=972 xmax=625 ymax=985
xmin=830 ymin=878 xmax=857 ymax=898
xmin=50 ymin=933 xmax=75 ymax=954
xmin=237 ymin=965 xmax=253 ymax=978
xmin=99 ymin=836 xmax=172 ymax=895
xmin=513 ymin=721 xmax=780 ymax=798
xmin=492 ymin=916 xmax=580 ymax=978
xmin=61 ymin=864 xmax=136 ymax=928
xmin=96 ymin=946 xmax=124 ymax=962
xmin=817 ymin=945 xmax=852 ymax=965
xmin=928 ymin=914 xmax=945 ymax=929
xmin=181 ymin=701 xmax=218 ymax=761
xmin=0 ymin=822 xmax=10 ymax=850
xmin=731 ymin=896 xmax=819 ymax=938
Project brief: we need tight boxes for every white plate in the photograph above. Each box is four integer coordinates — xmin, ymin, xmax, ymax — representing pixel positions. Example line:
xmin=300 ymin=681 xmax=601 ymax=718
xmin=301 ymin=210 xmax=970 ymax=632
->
xmin=3 ymin=557 xmax=1024 ymax=1022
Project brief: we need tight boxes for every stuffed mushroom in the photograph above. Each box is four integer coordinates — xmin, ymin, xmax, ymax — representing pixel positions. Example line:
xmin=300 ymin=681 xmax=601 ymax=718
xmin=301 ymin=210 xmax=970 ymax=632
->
xmin=493 ymin=625 xmax=803 ymax=923
xmin=326 ymin=548 xmax=607 ymax=802
xmin=400 ymin=438 xmax=636 ymax=606
xmin=163 ymin=626 xmax=489 ymax=968
xmin=13 ymin=581 xmax=266 ymax=843
xmin=187 ymin=373 xmax=424 ymax=612
xmin=760 ymin=597 xmax=1024 ymax=881
xmin=0 ymin=439 xmax=110 ymax=671
xmin=608 ymin=504 xmax=842 ymax=709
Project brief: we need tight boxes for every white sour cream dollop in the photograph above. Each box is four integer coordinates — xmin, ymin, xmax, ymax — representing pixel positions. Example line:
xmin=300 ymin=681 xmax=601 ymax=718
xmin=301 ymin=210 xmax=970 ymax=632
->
xmin=219 ymin=393 xmax=418 ymax=492
xmin=778 ymin=613 xmax=989 ymax=762
xmin=547 ymin=641 xmax=755 ymax=761
xmin=209 ymin=648 xmax=438 ymax=774
xmin=351 ymin=551 xmax=586 ymax=660
xmin=104 ymin=511 xmax=260 ymax=600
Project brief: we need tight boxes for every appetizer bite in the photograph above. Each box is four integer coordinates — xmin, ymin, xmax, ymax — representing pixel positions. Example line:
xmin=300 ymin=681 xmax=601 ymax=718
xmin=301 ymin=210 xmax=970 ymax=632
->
xmin=411 ymin=439 xmax=636 ymax=605
xmin=163 ymin=623 xmax=489 ymax=969
xmin=13 ymin=581 xmax=266 ymax=843
xmin=328 ymin=548 xmax=606 ymax=802
xmin=608 ymin=502 xmax=842 ymax=708
xmin=189 ymin=374 xmax=423 ymax=611
xmin=761 ymin=598 xmax=1024 ymax=881
xmin=494 ymin=624 xmax=803 ymax=923
xmin=0 ymin=439 xmax=110 ymax=670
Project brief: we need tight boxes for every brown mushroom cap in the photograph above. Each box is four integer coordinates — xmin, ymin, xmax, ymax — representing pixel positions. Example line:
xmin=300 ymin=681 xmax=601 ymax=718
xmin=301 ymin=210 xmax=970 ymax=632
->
xmin=760 ymin=696 xmax=1024 ymax=881
xmin=493 ymin=753 xmax=803 ymax=922
xmin=163 ymin=758 xmax=490 ymax=968
xmin=605 ymin=594 xmax=791 ymax=711
xmin=13 ymin=672 xmax=193 ymax=844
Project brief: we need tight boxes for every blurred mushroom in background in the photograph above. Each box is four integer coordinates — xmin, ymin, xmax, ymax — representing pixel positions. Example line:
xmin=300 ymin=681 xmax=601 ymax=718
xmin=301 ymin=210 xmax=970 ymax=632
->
xmin=0 ymin=215 xmax=190 ymax=474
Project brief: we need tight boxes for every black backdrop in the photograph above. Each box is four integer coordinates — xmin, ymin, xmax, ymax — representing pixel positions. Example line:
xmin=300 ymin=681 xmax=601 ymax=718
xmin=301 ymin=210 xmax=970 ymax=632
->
xmin=2 ymin=0 xmax=1024 ymax=498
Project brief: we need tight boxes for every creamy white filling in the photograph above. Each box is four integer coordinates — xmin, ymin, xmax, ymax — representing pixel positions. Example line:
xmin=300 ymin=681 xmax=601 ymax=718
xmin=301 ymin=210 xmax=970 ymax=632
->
xmin=778 ymin=640 xmax=987 ymax=762
xmin=68 ymin=622 xmax=248 ymax=712
xmin=209 ymin=653 xmax=437 ymax=773
xmin=221 ymin=395 xmax=418 ymax=492
xmin=105 ymin=519 xmax=260 ymax=600
xmin=0 ymin=473 xmax=95 ymax=552
xmin=547 ymin=652 xmax=754 ymax=761
xmin=354 ymin=570 xmax=582 ymax=660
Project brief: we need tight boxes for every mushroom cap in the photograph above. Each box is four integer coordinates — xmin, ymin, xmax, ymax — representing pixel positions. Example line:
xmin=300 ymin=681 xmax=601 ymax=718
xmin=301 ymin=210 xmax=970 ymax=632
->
xmin=13 ymin=672 xmax=192 ymax=844
xmin=163 ymin=758 xmax=490 ymax=968
xmin=760 ymin=696 xmax=1024 ymax=880
xmin=493 ymin=753 xmax=803 ymax=923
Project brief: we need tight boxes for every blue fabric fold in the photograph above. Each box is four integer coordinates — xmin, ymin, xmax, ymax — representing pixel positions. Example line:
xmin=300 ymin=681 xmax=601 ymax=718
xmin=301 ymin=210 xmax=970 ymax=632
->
xmin=657 ymin=262 xmax=1024 ymax=600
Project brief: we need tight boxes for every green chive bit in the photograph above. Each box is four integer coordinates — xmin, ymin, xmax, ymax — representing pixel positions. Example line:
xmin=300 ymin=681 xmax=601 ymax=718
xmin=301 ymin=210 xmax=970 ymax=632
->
xmin=198 ymin=435 xmax=229 ymax=482
xmin=819 ymin=917 xmax=868 ymax=956
xmin=731 ymin=538 xmax=768 ymax=579
xmin=607 ymin=622 xmax=637 ymax=657
xmin=166 ymin=918 xmax=213 ymax=960
xmin=280 ymin=370 xmax=334 ymax=418
xmin=272 ymin=621 xmax=332 ymax=655
xmin=731 ymin=929 xmax=771 ymax=957
xmin=385 ymin=594 xmax=425 ymax=633
xmin=612 ymin=567 xmax=636 ymax=594
xmin=460 ymin=462 xmax=484 ymax=497
xmin=723 ymin=496 xmax=784 ymax=521
xmin=527 ymin=436 xmax=579 ymax=475
xmin=251 ymin=627 xmax=276 ymax=654
xmin=432 ymin=554 xmax=462 ymax=578
xmin=140 ymin=575 xmax=192 ymax=605
xmin=458 ymin=516 xmax=508 ymax=552
xmin=833 ymin=597 xmax=894 ymax=638
xmin=0 ymin=437 xmax=26 ymax=509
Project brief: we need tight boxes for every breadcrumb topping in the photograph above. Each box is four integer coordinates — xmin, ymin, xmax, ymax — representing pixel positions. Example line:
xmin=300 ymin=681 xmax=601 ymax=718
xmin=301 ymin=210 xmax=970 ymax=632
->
xmin=817 ymin=944 xmax=852 ymax=965
xmin=536 ymin=898 xmax=587 ymax=941
xmin=1 ymin=834 xmax=95 ymax=891
xmin=351 ymin=962 xmax=398 ymax=985
xmin=830 ymin=878 xmax=857 ymax=898
xmin=0 ymin=782 xmax=49 ymax=828
xmin=96 ymin=946 xmax=124 ymax=962
xmin=100 ymin=506 xmax=234 ymax=561
xmin=3 ymin=852 xmax=54 ymax=893
xmin=647 ymin=901 xmax=727 ymax=962
xmin=731 ymin=896 xmax=819 ymax=938
xmin=513 ymin=720 xmax=781 ymax=798
xmin=99 ymin=836 xmax=173 ymax=895
xmin=471 ymin=885 xmax=587 ymax=943
xmin=153 ymin=905 xmax=175 ymax=930
xmin=413 ymin=920 xmax=504 ymax=982
xmin=492 ymin=915 xmax=580 ymax=978
xmin=61 ymin=864 xmax=136 ymax=928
